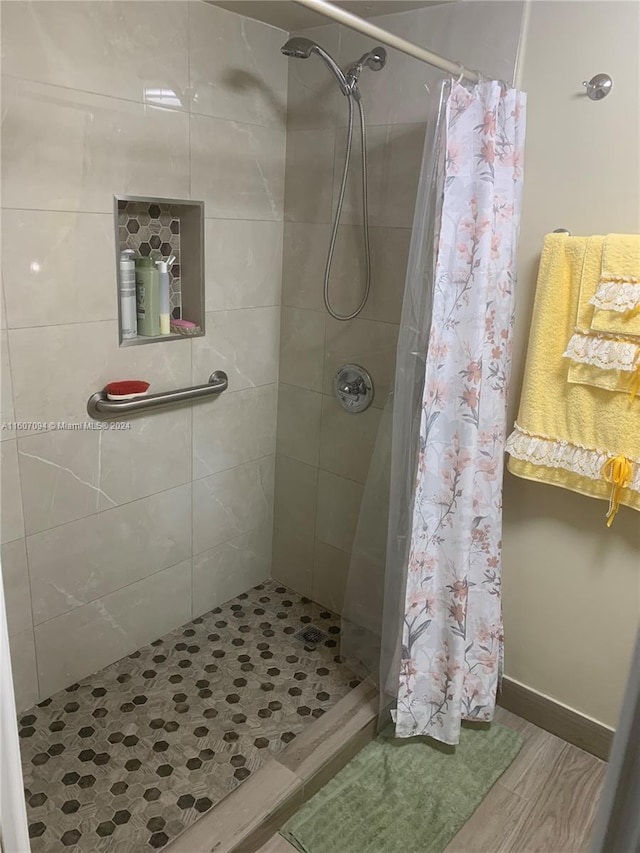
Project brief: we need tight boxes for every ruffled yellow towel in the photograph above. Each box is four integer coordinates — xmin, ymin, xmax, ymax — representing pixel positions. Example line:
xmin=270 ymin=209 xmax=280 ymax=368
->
xmin=590 ymin=233 xmax=640 ymax=336
xmin=506 ymin=233 xmax=640 ymax=524
xmin=563 ymin=235 xmax=640 ymax=396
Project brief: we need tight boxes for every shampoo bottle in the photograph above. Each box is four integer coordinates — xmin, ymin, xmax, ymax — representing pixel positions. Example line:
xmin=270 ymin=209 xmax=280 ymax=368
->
xmin=119 ymin=249 xmax=138 ymax=340
xmin=135 ymin=256 xmax=160 ymax=337
xmin=155 ymin=258 xmax=171 ymax=335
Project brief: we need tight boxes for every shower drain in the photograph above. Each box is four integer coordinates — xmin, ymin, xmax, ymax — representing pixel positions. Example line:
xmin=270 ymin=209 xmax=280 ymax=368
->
xmin=294 ymin=625 xmax=329 ymax=646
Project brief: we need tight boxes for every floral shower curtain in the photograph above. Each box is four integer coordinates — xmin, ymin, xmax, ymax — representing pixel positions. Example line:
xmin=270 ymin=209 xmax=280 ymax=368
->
xmin=395 ymin=81 xmax=526 ymax=744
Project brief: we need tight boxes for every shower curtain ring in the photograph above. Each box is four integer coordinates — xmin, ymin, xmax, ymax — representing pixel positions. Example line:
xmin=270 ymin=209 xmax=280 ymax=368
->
xmin=454 ymin=64 xmax=465 ymax=84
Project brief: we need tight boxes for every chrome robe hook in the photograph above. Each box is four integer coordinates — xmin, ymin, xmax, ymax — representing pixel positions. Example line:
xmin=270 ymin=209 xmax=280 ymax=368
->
xmin=582 ymin=73 xmax=613 ymax=100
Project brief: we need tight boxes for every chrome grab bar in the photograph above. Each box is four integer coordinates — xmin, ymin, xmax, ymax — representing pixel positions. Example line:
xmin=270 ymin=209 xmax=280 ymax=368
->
xmin=87 ymin=371 xmax=228 ymax=420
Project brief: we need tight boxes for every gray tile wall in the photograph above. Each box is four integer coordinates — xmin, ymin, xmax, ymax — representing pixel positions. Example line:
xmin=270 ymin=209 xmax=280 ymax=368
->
xmin=272 ymin=2 xmax=525 ymax=612
xmin=0 ymin=0 xmax=287 ymax=710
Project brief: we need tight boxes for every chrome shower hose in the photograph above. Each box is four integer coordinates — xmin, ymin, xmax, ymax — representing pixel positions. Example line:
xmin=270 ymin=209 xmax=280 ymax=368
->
xmin=324 ymin=93 xmax=371 ymax=321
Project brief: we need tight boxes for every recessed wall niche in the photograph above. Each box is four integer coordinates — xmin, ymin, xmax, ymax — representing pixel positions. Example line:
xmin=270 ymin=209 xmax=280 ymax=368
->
xmin=115 ymin=195 xmax=204 ymax=346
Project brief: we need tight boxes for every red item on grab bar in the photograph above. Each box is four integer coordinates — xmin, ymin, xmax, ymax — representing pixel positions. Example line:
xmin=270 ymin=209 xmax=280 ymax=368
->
xmin=105 ymin=380 xmax=150 ymax=398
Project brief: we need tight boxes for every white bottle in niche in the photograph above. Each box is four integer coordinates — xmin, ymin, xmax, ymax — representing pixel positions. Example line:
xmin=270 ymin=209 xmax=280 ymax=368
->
xmin=155 ymin=256 xmax=173 ymax=336
xmin=119 ymin=249 xmax=137 ymax=339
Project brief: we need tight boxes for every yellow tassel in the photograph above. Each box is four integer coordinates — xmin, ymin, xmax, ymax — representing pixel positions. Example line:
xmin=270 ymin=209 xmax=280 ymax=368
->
xmin=601 ymin=455 xmax=633 ymax=527
xmin=625 ymin=303 xmax=640 ymax=320
xmin=628 ymin=364 xmax=640 ymax=403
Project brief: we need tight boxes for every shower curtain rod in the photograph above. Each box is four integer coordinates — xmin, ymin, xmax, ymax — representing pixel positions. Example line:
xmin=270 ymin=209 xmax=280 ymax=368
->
xmin=293 ymin=0 xmax=481 ymax=83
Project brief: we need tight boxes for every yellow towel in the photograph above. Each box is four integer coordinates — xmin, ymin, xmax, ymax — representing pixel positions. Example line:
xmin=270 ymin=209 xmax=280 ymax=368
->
xmin=590 ymin=234 xmax=640 ymax=337
xmin=506 ymin=234 xmax=640 ymax=519
xmin=566 ymin=360 xmax=638 ymax=395
xmin=563 ymin=235 xmax=640 ymax=397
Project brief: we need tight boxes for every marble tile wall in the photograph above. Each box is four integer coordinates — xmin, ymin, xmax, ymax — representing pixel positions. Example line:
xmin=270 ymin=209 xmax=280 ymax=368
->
xmin=1 ymin=0 xmax=525 ymax=712
xmin=0 ymin=1 xmax=287 ymax=711
xmin=272 ymin=2 xmax=525 ymax=613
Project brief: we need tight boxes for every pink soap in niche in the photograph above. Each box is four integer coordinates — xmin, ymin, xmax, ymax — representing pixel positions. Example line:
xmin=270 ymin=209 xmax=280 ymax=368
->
xmin=170 ymin=319 xmax=201 ymax=336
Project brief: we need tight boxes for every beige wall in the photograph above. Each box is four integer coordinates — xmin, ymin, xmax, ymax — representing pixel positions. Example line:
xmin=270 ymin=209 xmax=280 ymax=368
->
xmin=0 ymin=1 xmax=287 ymax=710
xmin=272 ymin=2 xmax=524 ymax=610
xmin=503 ymin=0 xmax=640 ymax=729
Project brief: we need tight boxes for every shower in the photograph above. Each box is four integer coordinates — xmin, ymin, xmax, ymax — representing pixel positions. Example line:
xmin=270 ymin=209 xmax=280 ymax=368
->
xmin=281 ymin=37 xmax=387 ymax=320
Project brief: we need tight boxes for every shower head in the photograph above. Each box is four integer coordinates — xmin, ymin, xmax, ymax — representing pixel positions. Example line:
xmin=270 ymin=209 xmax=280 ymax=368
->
xmin=357 ymin=46 xmax=387 ymax=72
xmin=280 ymin=36 xmax=316 ymax=59
xmin=347 ymin=46 xmax=387 ymax=84
xmin=280 ymin=37 xmax=351 ymax=96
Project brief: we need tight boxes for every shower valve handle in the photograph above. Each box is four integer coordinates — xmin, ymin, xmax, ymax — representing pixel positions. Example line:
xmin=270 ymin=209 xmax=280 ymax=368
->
xmin=338 ymin=377 xmax=366 ymax=399
xmin=333 ymin=364 xmax=374 ymax=413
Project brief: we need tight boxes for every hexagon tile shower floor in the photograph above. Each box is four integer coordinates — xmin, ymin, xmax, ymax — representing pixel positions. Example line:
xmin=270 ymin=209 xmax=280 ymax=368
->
xmin=18 ymin=581 xmax=359 ymax=851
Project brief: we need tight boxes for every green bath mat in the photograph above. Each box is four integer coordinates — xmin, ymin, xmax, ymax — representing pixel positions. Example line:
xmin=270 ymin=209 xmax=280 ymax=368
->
xmin=280 ymin=723 xmax=523 ymax=853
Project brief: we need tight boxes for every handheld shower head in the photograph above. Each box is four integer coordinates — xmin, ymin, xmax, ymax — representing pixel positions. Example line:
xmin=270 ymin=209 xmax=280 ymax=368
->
xmin=280 ymin=36 xmax=316 ymax=59
xmin=278 ymin=39 xmax=388 ymax=321
xmin=280 ymin=37 xmax=351 ymax=96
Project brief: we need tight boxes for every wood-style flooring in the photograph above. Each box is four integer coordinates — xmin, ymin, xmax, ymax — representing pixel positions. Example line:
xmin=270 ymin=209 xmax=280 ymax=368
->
xmin=258 ymin=706 xmax=608 ymax=853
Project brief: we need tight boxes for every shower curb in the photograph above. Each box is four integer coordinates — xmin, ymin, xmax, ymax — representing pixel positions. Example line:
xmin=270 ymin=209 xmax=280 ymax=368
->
xmin=164 ymin=682 xmax=378 ymax=853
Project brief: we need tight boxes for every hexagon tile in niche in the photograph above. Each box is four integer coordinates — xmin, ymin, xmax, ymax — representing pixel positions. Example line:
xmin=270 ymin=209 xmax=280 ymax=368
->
xmin=118 ymin=200 xmax=183 ymax=318
xmin=18 ymin=581 xmax=359 ymax=851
